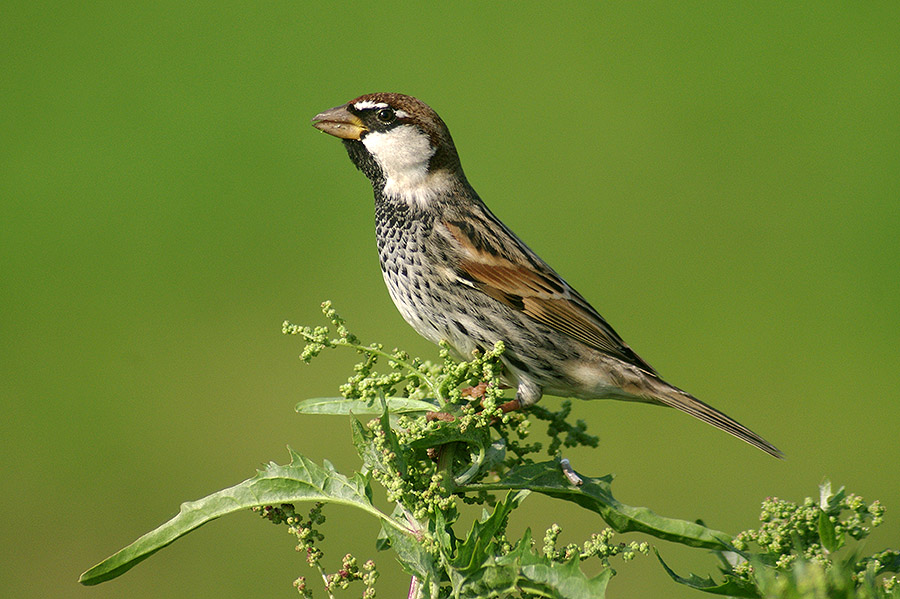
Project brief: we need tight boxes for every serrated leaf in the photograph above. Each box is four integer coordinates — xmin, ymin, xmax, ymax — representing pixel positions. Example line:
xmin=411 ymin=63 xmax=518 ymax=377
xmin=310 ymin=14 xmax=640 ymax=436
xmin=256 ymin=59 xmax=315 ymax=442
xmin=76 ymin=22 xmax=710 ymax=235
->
xmin=514 ymin=554 xmax=613 ymax=599
xmin=296 ymin=396 xmax=438 ymax=415
xmin=656 ymin=549 xmax=760 ymax=598
xmin=79 ymin=449 xmax=402 ymax=586
xmin=461 ymin=459 xmax=732 ymax=549
xmin=456 ymin=529 xmax=613 ymax=599
xmin=452 ymin=491 xmax=529 ymax=573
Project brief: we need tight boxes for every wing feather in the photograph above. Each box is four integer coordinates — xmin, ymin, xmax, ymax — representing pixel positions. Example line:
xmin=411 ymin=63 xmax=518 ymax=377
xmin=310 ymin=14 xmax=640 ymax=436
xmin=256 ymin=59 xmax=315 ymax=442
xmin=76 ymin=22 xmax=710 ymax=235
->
xmin=443 ymin=219 xmax=657 ymax=375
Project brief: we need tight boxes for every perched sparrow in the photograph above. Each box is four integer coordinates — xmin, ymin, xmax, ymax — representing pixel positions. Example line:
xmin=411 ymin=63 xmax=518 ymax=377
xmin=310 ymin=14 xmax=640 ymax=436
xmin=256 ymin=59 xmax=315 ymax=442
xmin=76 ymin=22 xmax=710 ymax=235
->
xmin=312 ymin=93 xmax=782 ymax=459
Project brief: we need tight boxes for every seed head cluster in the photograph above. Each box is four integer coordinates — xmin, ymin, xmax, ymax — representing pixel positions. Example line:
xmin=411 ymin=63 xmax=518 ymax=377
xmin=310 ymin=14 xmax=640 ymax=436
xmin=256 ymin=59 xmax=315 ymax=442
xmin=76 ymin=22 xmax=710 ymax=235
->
xmin=542 ymin=523 xmax=649 ymax=565
xmin=731 ymin=485 xmax=890 ymax=586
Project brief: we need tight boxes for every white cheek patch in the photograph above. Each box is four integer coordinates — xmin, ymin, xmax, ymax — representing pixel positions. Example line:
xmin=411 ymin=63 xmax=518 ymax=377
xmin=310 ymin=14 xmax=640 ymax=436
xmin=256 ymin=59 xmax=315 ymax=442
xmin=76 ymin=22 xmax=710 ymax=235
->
xmin=353 ymin=100 xmax=388 ymax=110
xmin=363 ymin=125 xmax=434 ymax=183
xmin=362 ymin=126 xmax=451 ymax=208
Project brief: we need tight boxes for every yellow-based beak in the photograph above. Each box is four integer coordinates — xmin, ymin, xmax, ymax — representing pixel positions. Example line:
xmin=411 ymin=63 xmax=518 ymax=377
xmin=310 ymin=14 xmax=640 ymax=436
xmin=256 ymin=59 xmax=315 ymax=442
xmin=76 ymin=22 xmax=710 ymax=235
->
xmin=311 ymin=104 xmax=367 ymax=140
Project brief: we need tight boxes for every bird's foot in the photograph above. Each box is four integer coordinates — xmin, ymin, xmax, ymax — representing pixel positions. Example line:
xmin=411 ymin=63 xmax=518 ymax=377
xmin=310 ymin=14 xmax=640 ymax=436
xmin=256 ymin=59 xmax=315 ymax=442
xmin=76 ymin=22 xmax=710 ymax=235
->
xmin=460 ymin=382 xmax=488 ymax=399
xmin=425 ymin=384 xmax=521 ymax=429
xmin=461 ymin=382 xmax=521 ymax=412
xmin=498 ymin=399 xmax=522 ymax=413
xmin=425 ymin=411 xmax=456 ymax=423
xmin=462 ymin=382 xmax=523 ymax=421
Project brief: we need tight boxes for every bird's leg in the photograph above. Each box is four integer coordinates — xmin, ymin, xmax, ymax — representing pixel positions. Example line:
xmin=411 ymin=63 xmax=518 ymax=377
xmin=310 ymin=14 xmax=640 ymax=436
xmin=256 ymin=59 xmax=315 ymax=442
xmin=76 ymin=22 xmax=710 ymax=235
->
xmin=424 ymin=382 xmax=493 ymax=428
xmin=501 ymin=379 xmax=541 ymax=413
xmin=463 ymin=382 xmax=524 ymax=419
xmin=498 ymin=398 xmax=522 ymax=413
xmin=428 ymin=380 xmax=524 ymax=421
xmin=425 ymin=411 xmax=455 ymax=423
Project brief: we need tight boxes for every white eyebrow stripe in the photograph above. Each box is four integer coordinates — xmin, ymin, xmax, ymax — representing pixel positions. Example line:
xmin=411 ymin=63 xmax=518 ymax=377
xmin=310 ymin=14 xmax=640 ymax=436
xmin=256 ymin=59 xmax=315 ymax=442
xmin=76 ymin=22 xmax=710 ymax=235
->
xmin=353 ymin=100 xmax=389 ymax=110
xmin=395 ymin=109 xmax=411 ymax=118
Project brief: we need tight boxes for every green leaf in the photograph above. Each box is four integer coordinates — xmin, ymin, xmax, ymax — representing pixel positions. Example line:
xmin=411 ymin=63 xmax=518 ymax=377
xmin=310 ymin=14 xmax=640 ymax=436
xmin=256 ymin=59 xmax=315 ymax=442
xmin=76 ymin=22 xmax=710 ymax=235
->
xmin=79 ymin=449 xmax=402 ymax=586
xmin=296 ymin=396 xmax=438 ymax=415
xmin=818 ymin=509 xmax=840 ymax=552
xmin=406 ymin=419 xmax=491 ymax=451
xmin=377 ymin=397 xmax=408 ymax=472
xmin=351 ymin=416 xmax=386 ymax=472
xmin=349 ymin=402 xmax=409 ymax=476
xmin=461 ymin=459 xmax=733 ymax=550
xmin=432 ymin=503 xmax=458 ymax=554
xmin=452 ymin=490 xmax=529 ymax=573
xmin=456 ymin=529 xmax=613 ymax=599
xmin=380 ymin=519 xmax=442 ymax=583
xmin=655 ymin=549 xmax=760 ymax=598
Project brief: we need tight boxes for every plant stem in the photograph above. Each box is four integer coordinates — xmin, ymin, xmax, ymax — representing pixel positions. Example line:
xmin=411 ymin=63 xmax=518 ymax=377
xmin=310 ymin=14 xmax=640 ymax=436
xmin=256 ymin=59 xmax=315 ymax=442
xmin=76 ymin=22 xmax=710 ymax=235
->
xmin=316 ymin=563 xmax=335 ymax=599
xmin=436 ymin=442 xmax=459 ymax=495
xmin=408 ymin=574 xmax=424 ymax=599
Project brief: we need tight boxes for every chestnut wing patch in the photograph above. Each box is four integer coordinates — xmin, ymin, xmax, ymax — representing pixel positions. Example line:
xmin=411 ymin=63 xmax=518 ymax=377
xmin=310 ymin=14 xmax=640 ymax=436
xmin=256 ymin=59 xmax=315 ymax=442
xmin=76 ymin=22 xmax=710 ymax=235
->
xmin=444 ymin=220 xmax=657 ymax=375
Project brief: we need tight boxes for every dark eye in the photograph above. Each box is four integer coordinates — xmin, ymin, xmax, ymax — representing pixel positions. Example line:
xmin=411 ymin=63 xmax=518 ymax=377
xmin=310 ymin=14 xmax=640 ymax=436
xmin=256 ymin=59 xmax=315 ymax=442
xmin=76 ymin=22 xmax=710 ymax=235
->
xmin=375 ymin=108 xmax=396 ymax=124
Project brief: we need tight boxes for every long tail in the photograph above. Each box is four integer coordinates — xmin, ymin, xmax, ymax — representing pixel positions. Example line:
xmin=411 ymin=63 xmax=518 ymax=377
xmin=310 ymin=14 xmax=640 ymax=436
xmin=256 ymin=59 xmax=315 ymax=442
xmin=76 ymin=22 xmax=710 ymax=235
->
xmin=650 ymin=383 xmax=784 ymax=459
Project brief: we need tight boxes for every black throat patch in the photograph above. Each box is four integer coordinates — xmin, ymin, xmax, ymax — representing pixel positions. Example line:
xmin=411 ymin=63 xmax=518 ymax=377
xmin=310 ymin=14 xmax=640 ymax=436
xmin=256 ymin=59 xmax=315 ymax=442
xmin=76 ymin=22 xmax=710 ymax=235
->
xmin=342 ymin=138 xmax=384 ymax=187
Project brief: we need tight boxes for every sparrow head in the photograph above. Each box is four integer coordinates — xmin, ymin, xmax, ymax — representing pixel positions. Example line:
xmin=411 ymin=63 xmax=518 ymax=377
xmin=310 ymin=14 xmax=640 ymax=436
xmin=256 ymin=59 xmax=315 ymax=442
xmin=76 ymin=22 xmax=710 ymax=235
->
xmin=312 ymin=93 xmax=464 ymax=204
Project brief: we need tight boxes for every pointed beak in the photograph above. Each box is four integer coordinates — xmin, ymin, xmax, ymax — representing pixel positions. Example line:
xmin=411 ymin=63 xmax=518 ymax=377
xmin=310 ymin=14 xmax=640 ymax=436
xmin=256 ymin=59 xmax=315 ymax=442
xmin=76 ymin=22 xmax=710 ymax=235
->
xmin=311 ymin=104 xmax=367 ymax=140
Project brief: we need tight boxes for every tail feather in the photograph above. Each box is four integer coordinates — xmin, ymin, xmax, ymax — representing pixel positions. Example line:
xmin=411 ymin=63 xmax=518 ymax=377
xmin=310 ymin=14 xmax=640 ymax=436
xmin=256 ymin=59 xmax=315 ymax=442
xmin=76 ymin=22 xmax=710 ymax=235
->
xmin=652 ymin=385 xmax=784 ymax=459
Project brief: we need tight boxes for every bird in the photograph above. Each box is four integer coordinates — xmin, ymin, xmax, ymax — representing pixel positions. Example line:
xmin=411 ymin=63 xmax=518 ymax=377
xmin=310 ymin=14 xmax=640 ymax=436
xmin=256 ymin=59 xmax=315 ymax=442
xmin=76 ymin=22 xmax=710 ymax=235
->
xmin=311 ymin=92 xmax=783 ymax=459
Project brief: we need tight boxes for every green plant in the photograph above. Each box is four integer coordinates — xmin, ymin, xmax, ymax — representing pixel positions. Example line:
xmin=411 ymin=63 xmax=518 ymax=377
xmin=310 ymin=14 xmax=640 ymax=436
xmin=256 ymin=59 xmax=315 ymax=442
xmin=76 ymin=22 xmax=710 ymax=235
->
xmin=79 ymin=302 xmax=898 ymax=598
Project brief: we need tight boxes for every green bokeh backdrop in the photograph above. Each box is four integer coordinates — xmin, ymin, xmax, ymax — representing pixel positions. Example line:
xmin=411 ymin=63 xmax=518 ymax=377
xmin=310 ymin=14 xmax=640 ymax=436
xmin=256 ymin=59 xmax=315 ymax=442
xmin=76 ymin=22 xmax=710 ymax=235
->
xmin=3 ymin=3 xmax=898 ymax=598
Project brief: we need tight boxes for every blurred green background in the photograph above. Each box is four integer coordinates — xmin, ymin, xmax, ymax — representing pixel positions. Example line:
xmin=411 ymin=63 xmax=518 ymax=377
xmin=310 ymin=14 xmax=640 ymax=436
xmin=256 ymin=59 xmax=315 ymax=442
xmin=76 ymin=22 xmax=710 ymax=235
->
xmin=3 ymin=2 xmax=898 ymax=597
